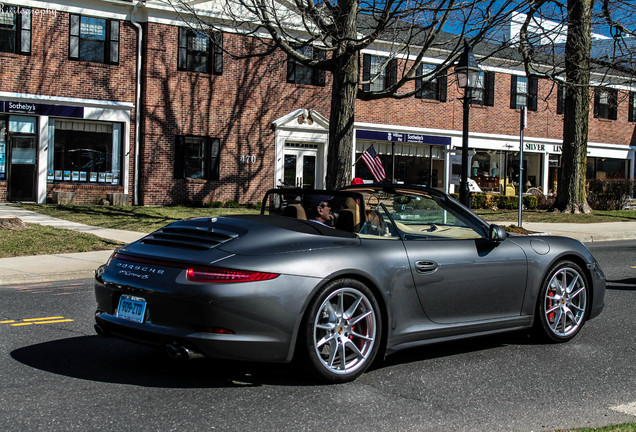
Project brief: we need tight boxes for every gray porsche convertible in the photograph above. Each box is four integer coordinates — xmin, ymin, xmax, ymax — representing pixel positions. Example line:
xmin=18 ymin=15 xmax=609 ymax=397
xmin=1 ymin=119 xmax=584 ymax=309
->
xmin=94 ymin=184 xmax=605 ymax=383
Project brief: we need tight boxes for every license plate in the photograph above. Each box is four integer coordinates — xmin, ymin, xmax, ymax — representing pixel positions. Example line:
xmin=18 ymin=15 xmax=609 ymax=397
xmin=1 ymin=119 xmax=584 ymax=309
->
xmin=116 ymin=294 xmax=147 ymax=323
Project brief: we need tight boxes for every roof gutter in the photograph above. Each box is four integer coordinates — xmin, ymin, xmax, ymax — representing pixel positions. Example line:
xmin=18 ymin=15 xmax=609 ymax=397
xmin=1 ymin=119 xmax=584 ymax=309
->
xmin=131 ymin=1 xmax=145 ymax=206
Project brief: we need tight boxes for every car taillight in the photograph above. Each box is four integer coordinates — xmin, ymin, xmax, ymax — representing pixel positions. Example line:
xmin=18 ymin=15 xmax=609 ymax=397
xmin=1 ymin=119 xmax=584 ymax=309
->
xmin=186 ymin=267 xmax=279 ymax=283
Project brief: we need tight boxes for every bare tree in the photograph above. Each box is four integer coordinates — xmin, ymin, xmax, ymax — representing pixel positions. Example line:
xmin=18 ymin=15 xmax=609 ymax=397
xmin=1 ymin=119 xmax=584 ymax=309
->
xmin=518 ymin=0 xmax=635 ymax=213
xmin=164 ymin=0 xmax=528 ymax=189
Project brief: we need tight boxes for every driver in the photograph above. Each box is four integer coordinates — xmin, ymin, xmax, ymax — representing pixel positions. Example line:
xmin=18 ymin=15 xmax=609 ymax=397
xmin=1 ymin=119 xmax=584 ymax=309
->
xmin=304 ymin=195 xmax=334 ymax=227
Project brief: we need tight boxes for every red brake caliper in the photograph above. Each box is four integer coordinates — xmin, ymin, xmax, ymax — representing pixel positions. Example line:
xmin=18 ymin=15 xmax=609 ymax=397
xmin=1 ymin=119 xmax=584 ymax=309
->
xmin=547 ymin=290 xmax=555 ymax=323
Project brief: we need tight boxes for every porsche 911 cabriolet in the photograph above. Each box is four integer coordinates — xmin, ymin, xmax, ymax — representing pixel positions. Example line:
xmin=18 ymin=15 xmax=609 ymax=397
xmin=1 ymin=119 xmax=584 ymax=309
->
xmin=94 ymin=184 xmax=605 ymax=383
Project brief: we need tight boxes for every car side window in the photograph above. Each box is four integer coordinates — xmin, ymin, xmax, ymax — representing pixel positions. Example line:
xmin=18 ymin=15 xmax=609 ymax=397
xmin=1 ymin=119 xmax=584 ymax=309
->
xmin=359 ymin=206 xmax=399 ymax=239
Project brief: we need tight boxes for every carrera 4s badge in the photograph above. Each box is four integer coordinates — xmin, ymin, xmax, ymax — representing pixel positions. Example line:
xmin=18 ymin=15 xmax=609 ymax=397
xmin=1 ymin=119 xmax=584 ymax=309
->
xmin=116 ymin=262 xmax=165 ymax=279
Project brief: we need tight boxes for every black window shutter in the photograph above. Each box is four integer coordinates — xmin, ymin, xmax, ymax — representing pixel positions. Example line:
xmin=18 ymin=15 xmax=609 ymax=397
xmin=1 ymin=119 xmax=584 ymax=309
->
xmin=287 ymin=53 xmax=296 ymax=83
xmin=177 ymin=28 xmax=187 ymax=70
xmin=485 ymin=71 xmax=495 ymax=106
xmin=174 ymin=136 xmax=185 ymax=179
xmin=386 ymin=58 xmax=398 ymax=88
xmin=362 ymin=54 xmax=371 ymax=92
xmin=415 ymin=64 xmax=423 ymax=99
xmin=609 ymin=90 xmax=618 ymax=120
xmin=593 ymin=89 xmax=600 ymax=118
xmin=109 ymin=20 xmax=120 ymax=64
xmin=528 ymin=77 xmax=538 ymax=111
xmin=510 ymin=76 xmax=518 ymax=109
xmin=209 ymin=138 xmax=220 ymax=181
xmin=213 ymin=32 xmax=223 ymax=75
xmin=19 ymin=7 xmax=31 ymax=55
xmin=313 ymin=48 xmax=326 ymax=86
xmin=69 ymin=14 xmax=80 ymax=60
xmin=557 ymin=84 xmax=564 ymax=115
xmin=629 ymin=93 xmax=635 ymax=122
xmin=438 ymin=72 xmax=447 ymax=102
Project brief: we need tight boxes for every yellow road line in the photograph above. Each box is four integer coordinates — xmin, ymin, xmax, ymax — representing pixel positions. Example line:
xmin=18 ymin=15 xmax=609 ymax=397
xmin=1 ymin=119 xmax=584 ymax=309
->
xmin=34 ymin=319 xmax=74 ymax=324
xmin=5 ymin=316 xmax=73 ymax=326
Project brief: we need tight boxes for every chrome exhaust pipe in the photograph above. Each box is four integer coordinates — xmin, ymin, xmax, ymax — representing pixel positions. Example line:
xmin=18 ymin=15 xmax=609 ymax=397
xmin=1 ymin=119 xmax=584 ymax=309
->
xmin=179 ymin=346 xmax=204 ymax=360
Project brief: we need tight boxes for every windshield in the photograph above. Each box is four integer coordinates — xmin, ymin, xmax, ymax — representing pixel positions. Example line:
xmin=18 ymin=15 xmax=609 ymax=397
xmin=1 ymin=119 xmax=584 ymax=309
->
xmin=351 ymin=188 xmax=488 ymax=240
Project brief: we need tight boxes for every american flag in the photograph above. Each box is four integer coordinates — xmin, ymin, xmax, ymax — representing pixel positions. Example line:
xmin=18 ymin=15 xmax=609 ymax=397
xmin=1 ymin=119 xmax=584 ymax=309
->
xmin=361 ymin=145 xmax=386 ymax=182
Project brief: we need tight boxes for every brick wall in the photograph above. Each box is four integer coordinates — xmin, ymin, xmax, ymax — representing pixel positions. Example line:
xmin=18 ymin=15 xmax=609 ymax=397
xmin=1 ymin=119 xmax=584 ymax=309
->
xmin=0 ymin=7 xmax=137 ymax=204
xmin=357 ymin=65 xmax=636 ymax=146
xmin=139 ymin=23 xmax=331 ymax=206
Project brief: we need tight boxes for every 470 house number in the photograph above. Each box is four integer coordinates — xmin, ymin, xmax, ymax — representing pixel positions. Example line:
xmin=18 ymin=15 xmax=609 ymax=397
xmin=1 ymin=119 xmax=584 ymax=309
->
xmin=241 ymin=155 xmax=257 ymax=164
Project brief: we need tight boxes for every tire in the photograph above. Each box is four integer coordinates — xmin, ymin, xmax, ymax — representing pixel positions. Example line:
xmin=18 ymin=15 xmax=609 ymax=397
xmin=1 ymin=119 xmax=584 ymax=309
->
xmin=534 ymin=260 xmax=588 ymax=342
xmin=304 ymin=279 xmax=381 ymax=383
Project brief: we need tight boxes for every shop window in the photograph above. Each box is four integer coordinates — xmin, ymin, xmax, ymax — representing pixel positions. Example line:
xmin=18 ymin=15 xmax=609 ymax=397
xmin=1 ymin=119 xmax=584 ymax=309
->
xmin=50 ymin=120 xmax=122 ymax=184
xmin=0 ymin=6 xmax=30 ymax=54
xmin=362 ymin=54 xmax=397 ymax=92
xmin=594 ymin=88 xmax=618 ymax=120
xmin=588 ymin=157 xmax=627 ymax=179
xmin=174 ymin=136 xmax=220 ymax=180
xmin=178 ymin=28 xmax=223 ymax=74
xmin=287 ymin=45 xmax=326 ymax=86
xmin=628 ymin=92 xmax=636 ymax=123
xmin=69 ymin=14 xmax=119 ymax=64
xmin=415 ymin=64 xmax=447 ymax=102
xmin=472 ymin=71 xmax=495 ymax=106
xmin=510 ymin=76 xmax=538 ymax=111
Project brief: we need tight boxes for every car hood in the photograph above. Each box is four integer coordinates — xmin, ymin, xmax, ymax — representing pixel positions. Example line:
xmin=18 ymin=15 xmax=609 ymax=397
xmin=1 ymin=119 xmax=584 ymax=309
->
xmin=118 ymin=214 xmax=360 ymax=266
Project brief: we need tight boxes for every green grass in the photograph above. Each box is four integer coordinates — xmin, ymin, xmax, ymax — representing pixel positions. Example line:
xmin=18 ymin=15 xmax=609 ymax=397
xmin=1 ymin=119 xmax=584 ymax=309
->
xmin=475 ymin=209 xmax=636 ymax=223
xmin=15 ymin=204 xmax=260 ymax=233
xmin=0 ymin=224 xmax=122 ymax=258
xmin=562 ymin=424 xmax=636 ymax=432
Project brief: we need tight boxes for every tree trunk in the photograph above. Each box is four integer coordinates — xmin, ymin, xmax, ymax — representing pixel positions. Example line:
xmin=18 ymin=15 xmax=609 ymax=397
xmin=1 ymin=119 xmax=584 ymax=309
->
xmin=554 ymin=0 xmax=593 ymax=213
xmin=326 ymin=53 xmax=359 ymax=189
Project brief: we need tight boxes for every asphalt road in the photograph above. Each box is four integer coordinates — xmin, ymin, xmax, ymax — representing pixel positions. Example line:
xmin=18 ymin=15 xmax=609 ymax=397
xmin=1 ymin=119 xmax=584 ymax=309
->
xmin=0 ymin=241 xmax=634 ymax=432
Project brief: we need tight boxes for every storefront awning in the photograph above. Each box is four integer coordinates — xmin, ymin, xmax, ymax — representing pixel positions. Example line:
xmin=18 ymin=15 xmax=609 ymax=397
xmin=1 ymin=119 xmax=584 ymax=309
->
xmin=356 ymin=129 xmax=451 ymax=146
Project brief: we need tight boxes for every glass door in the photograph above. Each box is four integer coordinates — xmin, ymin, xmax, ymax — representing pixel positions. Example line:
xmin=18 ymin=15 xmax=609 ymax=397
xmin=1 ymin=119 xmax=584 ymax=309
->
xmin=283 ymin=145 xmax=319 ymax=189
xmin=8 ymin=135 xmax=37 ymax=201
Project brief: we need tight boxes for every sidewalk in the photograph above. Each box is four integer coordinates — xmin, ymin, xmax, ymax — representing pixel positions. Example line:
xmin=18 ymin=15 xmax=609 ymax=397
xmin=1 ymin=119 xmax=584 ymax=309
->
xmin=1 ymin=204 xmax=635 ymax=286
xmin=0 ymin=204 xmax=146 ymax=286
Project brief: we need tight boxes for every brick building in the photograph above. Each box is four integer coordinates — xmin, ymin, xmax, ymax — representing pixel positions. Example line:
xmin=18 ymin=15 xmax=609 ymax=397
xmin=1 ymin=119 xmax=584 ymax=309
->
xmin=0 ymin=1 xmax=634 ymax=205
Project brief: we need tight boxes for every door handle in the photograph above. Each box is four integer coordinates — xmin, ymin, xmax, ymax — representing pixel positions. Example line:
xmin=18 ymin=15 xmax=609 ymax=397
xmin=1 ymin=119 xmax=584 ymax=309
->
xmin=415 ymin=260 xmax=438 ymax=273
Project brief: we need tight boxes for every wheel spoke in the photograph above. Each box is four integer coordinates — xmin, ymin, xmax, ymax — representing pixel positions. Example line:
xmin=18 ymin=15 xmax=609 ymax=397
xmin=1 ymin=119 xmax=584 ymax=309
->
xmin=344 ymin=297 xmax=362 ymax=320
xmin=550 ymin=309 xmax=563 ymax=330
xmin=350 ymin=309 xmax=372 ymax=326
xmin=338 ymin=341 xmax=347 ymax=370
xmin=337 ymin=292 xmax=344 ymax=317
xmin=351 ymin=330 xmax=374 ymax=342
xmin=344 ymin=339 xmax=365 ymax=360
xmin=546 ymin=303 xmax=560 ymax=314
xmin=570 ymin=286 xmax=585 ymax=299
xmin=327 ymin=340 xmax=338 ymax=367
xmin=566 ymin=273 xmax=580 ymax=294
xmin=316 ymin=333 xmax=335 ymax=349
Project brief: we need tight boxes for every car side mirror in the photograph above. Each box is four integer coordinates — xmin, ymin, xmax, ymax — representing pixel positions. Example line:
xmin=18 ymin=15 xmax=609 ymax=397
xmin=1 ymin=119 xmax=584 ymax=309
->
xmin=489 ymin=225 xmax=507 ymax=242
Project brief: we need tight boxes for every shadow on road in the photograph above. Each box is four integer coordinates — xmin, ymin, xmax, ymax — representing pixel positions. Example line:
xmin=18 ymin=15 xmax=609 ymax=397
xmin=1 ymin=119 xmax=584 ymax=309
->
xmin=10 ymin=336 xmax=317 ymax=388
xmin=11 ymin=331 xmax=541 ymax=387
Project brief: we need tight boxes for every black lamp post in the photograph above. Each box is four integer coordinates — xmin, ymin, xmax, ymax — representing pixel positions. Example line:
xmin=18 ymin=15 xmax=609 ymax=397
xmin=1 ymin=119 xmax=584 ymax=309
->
xmin=455 ymin=40 xmax=482 ymax=208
